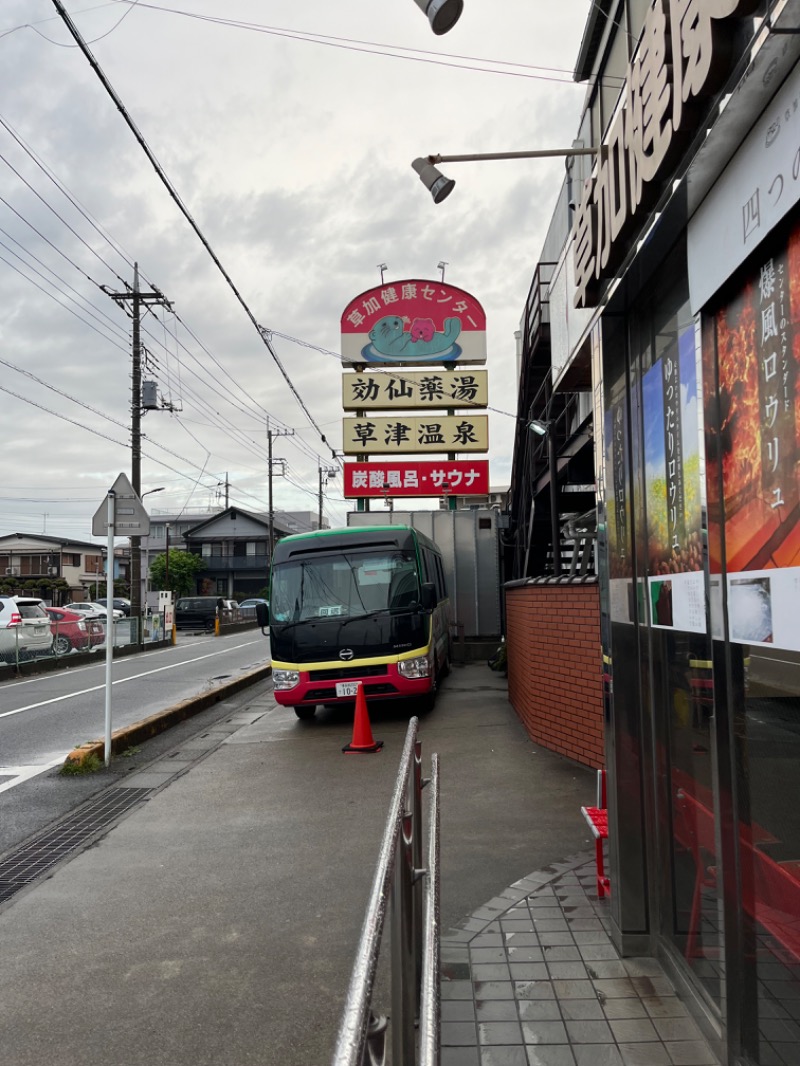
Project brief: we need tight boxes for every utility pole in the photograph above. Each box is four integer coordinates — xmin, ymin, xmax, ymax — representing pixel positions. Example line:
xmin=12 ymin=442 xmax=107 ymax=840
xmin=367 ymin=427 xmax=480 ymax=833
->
xmin=267 ymin=425 xmax=294 ymax=562
xmin=319 ymin=464 xmax=337 ymax=528
xmin=104 ymin=263 xmax=171 ymax=645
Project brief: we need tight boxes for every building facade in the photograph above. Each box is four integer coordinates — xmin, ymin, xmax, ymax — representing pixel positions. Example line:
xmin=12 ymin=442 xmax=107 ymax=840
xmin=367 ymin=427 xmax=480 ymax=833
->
xmin=507 ymin=4 xmax=800 ymax=1064
xmin=0 ymin=532 xmax=110 ymax=601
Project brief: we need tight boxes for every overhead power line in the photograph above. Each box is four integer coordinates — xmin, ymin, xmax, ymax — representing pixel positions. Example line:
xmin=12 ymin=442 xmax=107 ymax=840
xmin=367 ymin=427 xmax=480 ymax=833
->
xmin=49 ymin=0 xmax=337 ymax=464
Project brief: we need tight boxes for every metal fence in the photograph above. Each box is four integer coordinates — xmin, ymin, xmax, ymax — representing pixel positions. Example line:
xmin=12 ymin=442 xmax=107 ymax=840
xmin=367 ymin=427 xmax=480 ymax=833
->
xmin=0 ymin=614 xmax=167 ymax=672
xmin=332 ymin=717 xmax=441 ymax=1066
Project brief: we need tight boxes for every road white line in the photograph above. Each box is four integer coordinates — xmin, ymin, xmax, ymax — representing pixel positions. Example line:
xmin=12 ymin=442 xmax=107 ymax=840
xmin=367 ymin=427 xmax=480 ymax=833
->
xmin=0 ymin=758 xmax=66 ymax=794
xmin=0 ymin=641 xmax=268 ymax=720
xmin=0 ymin=635 xmax=264 ymax=689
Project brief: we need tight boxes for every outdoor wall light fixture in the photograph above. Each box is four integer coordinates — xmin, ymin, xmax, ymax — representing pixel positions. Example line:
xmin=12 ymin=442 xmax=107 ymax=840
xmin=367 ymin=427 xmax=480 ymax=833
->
xmin=411 ymin=146 xmax=598 ymax=204
xmin=528 ymin=419 xmax=549 ymax=437
xmin=413 ymin=0 xmax=463 ymax=35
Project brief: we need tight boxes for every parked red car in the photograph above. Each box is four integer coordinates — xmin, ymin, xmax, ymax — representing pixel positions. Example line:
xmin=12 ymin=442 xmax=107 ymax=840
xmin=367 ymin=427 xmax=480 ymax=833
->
xmin=46 ymin=607 xmax=105 ymax=656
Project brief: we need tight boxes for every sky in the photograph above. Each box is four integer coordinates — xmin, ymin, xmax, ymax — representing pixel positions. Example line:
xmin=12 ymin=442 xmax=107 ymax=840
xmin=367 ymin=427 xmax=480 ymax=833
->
xmin=0 ymin=0 xmax=592 ymax=543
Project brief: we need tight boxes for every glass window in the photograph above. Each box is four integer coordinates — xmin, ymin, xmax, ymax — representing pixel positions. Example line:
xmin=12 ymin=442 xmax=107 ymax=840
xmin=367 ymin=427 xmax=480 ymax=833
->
xmin=703 ymin=215 xmax=800 ymax=1064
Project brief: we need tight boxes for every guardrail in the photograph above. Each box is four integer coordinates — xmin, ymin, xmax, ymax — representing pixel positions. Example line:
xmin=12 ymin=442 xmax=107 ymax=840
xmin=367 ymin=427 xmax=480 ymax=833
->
xmin=332 ymin=717 xmax=441 ymax=1066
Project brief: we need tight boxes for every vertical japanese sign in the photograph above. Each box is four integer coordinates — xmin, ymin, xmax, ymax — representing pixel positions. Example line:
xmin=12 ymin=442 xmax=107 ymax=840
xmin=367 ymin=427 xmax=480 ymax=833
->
xmin=643 ymin=324 xmax=705 ymax=632
xmin=604 ymin=382 xmax=635 ymax=624
xmin=705 ymin=219 xmax=800 ymax=650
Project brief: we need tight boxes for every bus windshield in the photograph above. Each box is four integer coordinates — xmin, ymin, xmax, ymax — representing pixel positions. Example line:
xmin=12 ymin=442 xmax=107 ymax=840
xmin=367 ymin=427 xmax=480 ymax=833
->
xmin=270 ymin=548 xmax=420 ymax=624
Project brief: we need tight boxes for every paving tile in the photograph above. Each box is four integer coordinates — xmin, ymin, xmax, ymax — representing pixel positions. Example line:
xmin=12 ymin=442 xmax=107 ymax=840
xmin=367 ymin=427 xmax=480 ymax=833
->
xmin=617 ymin=1043 xmax=672 ymax=1066
xmin=642 ymin=998 xmax=690 ymax=1019
xmin=532 ymin=920 xmax=571 ymax=932
xmin=652 ymin=1017 xmax=703 ymax=1042
xmin=539 ymin=932 xmax=578 ymax=947
xmin=473 ymin=934 xmax=505 ymax=948
xmin=505 ymin=934 xmax=542 ymax=947
xmin=474 ymin=964 xmax=513 ymax=981
xmin=518 ymin=1000 xmax=563 ymax=1022
xmin=441 ymin=1022 xmax=479 ymax=1046
xmin=443 ymin=1000 xmax=478 ymax=1021
xmin=526 ymin=1047 xmax=577 ymax=1066
xmin=443 ymin=946 xmax=472 ymax=963
xmin=508 ymin=947 xmax=546 ymax=963
xmin=477 ymin=1001 xmax=520 ymax=1022
xmin=543 ymin=946 xmax=582 ymax=962
xmin=502 ymin=920 xmax=537 ymax=933
xmin=584 ymin=961 xmax=629 ymax=980
xmin=608 ymin=1018 xmax=659 ymax=1043
xmin=514 ymin=981 xmax=557 ymax=1000
xmin=473 ymin=948 xmax=512 ymax=963
xmin=442 ymin=980 xmax=476 ymax=1000
xmin=552 ymin=979 xmax=597 ymax=999
xmin=623 ymin=959 xmax=666 ymax=977
xmin=565 ymin=1018 xmax=615 ymax=1043
xmin=631 ymin=976 xmax=674 ymax=997
xmin=479 ymin=1047 xmax=529 ymax=1066
xmin=523 ymin=908 xmax=564 ymax=921
xmin=547 ymin=962 xmax=589 ymax=980
xmin=510 ymin=964 xmax=550 ymax=981
xmin=474 ymin=981 xmax=516 ymax=1001
xmin=442 ymin=1047 xmax=479 ymax=1066
xmin=444 ymin=962 xmax=473 ymax=981
xmin=521 ymin=1020 xmax=569 ymax=1045
xmin=663 ymin=1041 xmax=718 ymax=1065
xmin=560 ymin=999 xmax=606 ymax=1020
xmin=592 ymin=978 xmax=638 ymax=998
xmin=572 ymin=931 xmax=613 ymax=945
xmin=479 ymin=1021 xmax=524 ymax=1045
xmin=566 ymin=919 xmax=605 ymax=931
xmin=572 ymin=1044 xmax=624 ymax=1066
xmin=603 ymin=1000 xmax=649 ymax=1020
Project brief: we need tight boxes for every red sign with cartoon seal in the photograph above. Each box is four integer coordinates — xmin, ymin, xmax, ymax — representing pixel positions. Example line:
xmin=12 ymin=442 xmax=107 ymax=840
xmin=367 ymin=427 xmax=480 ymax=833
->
xmin=341 ymin=279 xmax=487 ymax=366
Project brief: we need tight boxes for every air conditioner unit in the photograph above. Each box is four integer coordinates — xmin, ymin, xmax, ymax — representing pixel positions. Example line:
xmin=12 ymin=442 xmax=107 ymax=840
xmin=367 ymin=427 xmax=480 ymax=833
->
xmin=5 ymin=567 xmax=19 ymax=575
xmin=48 ymin=567 xmax=59 ymax=576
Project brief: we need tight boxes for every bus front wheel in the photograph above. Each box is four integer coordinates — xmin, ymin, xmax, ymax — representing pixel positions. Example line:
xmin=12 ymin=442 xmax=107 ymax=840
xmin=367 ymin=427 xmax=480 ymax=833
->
xmin=294 ymin=705 xmax=317 ymax=721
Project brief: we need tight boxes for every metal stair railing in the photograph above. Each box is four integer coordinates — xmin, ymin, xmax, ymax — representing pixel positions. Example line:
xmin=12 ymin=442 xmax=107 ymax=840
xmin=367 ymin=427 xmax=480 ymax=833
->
xmin=331 ymin=717 xmax=441 ymax=1066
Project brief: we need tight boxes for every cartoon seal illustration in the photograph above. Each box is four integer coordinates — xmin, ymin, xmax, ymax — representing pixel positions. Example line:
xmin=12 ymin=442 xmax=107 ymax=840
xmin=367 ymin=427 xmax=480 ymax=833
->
xmin=363 ymin=315 xmax=462 ymax=362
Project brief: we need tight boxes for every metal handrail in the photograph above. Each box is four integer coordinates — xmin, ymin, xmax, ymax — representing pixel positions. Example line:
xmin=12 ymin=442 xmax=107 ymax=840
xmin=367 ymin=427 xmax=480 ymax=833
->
xmin=331 ymin=717 xmax=441 ymax=1066
xmin=419 ymin=753 xmax=440 ymax=1066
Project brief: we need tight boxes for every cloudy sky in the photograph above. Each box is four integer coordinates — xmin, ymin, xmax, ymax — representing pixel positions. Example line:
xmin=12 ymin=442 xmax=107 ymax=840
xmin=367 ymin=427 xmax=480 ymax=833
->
xmin=0 ymin=0 xmax=591 ymax=542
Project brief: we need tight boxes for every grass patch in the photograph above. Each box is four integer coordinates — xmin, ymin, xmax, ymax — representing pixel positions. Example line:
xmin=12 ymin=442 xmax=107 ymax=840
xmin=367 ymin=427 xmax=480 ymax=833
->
xmin=121 ymin=746 xmax=140 ymax=758
xmin=60 ymin=753 xmax=103 ymax=775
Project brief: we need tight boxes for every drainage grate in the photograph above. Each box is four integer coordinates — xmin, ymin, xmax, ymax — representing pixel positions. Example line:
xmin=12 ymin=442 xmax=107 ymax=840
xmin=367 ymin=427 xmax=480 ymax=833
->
xmin=0 ymin=787 xmax=151 ymax=904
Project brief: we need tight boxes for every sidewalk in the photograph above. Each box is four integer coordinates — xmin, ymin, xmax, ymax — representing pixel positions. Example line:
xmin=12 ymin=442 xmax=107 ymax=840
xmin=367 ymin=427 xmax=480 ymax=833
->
xmin=0 ymin=663 xmax=719 ymax=1066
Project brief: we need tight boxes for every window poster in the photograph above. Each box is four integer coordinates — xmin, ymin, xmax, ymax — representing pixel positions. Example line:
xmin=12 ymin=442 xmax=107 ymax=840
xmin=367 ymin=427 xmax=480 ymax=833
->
xmin=705 ymin=219 xmax=800 ymax=650
xmin=643 ymin=323 xmax=706 ymax=633
xmin=604 ymin=381 xmax=634 ymax=623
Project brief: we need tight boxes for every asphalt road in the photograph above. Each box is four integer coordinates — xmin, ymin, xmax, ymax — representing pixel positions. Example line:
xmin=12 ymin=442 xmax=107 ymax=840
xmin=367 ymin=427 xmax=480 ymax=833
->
xmin=0 ymin=629 xmax=270 ymax=792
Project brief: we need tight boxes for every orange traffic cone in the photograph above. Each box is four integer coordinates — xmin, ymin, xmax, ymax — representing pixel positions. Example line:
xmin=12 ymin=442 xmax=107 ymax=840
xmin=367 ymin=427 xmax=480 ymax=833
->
xmin=342 ymin=683 xmax=383 ymax=754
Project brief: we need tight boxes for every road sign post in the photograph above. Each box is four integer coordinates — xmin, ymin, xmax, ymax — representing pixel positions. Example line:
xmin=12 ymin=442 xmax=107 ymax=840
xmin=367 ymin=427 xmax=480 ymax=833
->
xmin=92 ymin=474 xmax=151 ymax=767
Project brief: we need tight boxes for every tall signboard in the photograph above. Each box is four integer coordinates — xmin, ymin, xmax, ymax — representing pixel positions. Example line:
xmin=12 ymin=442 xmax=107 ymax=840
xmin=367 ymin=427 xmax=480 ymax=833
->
xmin=340 ymin=278 xmax=490 ymax=506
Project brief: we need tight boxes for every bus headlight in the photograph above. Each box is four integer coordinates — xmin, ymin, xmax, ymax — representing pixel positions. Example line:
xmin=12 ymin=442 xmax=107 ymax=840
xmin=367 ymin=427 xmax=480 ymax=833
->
xmin=397 ymin=655 xmax=431 ymax=680
xmin=273 ymin=669 xmax=300 ymax=690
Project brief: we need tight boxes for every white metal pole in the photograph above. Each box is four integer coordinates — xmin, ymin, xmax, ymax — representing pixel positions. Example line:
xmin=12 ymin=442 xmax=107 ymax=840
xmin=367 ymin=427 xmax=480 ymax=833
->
xmin=104 ymin=489 xmax=115 ymax=767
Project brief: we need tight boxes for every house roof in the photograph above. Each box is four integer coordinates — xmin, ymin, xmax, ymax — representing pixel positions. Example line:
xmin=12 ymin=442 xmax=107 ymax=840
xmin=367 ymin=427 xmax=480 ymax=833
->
xmin=0 ymin=532 xmax=104 ymax=552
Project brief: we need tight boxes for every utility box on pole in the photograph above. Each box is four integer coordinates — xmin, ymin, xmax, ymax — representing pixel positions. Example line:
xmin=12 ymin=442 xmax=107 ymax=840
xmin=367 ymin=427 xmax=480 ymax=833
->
xmin=347 ymin=508 xmax=501 ymax=645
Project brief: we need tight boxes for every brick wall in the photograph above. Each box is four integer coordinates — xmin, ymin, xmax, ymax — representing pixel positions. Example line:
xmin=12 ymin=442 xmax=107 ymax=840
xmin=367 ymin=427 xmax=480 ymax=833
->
xmin=505 ymin=582 xmax=604 ymax=770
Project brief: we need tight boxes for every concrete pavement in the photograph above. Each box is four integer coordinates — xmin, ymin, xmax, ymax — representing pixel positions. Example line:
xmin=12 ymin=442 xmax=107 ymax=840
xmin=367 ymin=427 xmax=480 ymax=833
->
xmin=0 ymin=663 xmax=718 ymax=1066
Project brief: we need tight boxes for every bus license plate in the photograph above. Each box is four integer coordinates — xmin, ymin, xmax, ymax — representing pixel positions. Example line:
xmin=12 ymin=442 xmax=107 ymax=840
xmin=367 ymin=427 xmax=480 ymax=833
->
xmin=335 ymin=682 xmax=360 ymax=698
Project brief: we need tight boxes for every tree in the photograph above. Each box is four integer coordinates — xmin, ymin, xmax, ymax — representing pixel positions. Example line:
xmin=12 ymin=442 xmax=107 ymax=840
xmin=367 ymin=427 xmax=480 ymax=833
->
xmin=148 ymin=550 xmax=205 ymax=597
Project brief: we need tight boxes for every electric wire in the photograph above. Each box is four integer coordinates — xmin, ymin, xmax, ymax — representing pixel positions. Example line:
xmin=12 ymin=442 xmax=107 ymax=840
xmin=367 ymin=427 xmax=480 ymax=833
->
xmin=49 ymin=0 xmax=337 ymax=463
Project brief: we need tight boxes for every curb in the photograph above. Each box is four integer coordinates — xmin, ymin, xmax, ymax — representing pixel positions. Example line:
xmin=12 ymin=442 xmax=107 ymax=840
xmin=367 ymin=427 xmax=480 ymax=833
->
xmin=64 ymin=663 xmax=272 ymax=767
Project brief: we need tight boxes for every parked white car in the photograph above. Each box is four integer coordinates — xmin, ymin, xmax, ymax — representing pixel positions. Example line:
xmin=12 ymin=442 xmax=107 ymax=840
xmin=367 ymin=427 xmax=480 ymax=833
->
xmin=64 ymin=601 xmax=124 ymax=620
xmin=0 ymin=596 xmax=54 ymax=663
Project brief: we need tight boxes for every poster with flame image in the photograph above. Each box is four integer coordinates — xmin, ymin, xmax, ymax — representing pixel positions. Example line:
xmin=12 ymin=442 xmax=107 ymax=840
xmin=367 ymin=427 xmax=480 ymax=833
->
xmin=704 ymin=219 xmax=800 ymax=650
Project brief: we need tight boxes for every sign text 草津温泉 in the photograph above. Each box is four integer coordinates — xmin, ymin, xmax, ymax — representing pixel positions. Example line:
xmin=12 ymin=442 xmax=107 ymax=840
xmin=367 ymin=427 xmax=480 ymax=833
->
xmin=342 ymin=414 xmax=488 ymax=455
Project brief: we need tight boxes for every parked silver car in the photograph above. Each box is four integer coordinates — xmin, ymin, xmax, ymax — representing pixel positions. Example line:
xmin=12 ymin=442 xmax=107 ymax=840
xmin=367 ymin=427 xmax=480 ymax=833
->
xmin=0 ymin=596 xmax=54 ymax=663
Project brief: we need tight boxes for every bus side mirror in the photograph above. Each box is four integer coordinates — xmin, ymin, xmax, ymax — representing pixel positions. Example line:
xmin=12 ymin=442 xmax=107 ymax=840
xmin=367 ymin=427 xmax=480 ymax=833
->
xmin=256 ymin=602 xmax=269 ymax=630
xmin=420 ymin=583 xmax=436 ymax=612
